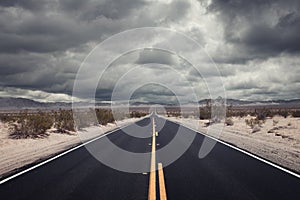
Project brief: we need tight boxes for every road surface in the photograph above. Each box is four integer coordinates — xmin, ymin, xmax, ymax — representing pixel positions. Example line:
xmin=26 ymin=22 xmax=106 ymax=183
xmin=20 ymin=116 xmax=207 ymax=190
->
xmin=0 ymin=114 xmax=300 ymax=199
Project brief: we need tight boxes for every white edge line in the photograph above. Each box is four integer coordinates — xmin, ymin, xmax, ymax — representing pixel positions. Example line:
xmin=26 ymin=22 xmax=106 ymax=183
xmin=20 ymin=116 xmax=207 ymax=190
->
xmin=159 ymin=115 xmax=300 ymax=179
xmin=0 ymin=115 xmax=150 ymax=185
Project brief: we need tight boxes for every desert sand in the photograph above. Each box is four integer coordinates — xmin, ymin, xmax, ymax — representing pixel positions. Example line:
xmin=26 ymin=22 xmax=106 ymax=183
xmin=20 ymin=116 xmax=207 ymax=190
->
xmin=167 ymin=115 xmax=300 ymax=173
xmin=0 ymin=118 xmax=140 ymax=178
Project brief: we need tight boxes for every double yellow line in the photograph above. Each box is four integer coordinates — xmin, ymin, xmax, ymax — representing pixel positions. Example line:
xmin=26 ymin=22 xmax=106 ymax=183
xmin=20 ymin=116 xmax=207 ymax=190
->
xmin=148 ymin=118 xmax=167 ymax=200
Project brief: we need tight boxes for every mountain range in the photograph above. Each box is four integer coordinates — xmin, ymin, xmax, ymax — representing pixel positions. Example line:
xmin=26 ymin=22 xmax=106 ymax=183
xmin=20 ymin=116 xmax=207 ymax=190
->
xmin=0 ymin=97 xmax=300 ymax=109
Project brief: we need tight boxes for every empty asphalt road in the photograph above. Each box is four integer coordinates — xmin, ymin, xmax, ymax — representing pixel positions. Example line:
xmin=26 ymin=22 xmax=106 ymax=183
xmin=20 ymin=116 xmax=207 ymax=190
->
xmin=1 ymin=113 xmax=300 ymax=199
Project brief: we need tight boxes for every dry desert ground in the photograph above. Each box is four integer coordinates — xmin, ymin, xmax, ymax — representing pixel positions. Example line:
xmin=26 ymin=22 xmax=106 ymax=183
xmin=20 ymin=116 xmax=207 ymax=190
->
xmin=0 ymin=118 xmax=140 ymax=178
xmin=168 ymin=115 xmax=300 ymax=173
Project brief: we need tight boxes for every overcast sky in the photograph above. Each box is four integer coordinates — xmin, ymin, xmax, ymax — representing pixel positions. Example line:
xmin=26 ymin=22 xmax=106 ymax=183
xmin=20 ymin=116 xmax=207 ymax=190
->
xmin=0 ymin=0 xmax=299 ymax=103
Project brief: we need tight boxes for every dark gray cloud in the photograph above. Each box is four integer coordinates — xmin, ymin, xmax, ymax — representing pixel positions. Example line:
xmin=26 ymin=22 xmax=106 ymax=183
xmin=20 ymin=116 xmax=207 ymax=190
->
xmin=238 ymin=12 xmax=300 ymax=54
xmin=0 ymin=8 xmax=105 ymax=53
xmin=227 ymin=79 xmax=262 ymax=90
xmin=129 ymin=83 xmax=180 ymax=104
xmin=0 ymin=0 xmax=152 ymax=54
xmin=67 ymin=0 xmax=147 ymax=21
xmin=0 ymin=0 xmax=299 ymax=102
xmin=0 ymin=0 xmax=155 ymax=100
xmin=136 ymin=49 xmax=179 ymax=66
xmin=0 ymin=51 xmax=79 ymax=97
xmin=0 ymin=0 xmax=50 ymax=11
xmin=208 ymin=0 xmax=300 ymax=62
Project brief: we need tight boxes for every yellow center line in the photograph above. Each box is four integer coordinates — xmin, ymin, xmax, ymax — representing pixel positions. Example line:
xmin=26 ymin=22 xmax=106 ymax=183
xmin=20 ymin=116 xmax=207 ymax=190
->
xmin=148 ymin=118 xmax=156 ymax=200
xmin=158 ymin=163 xmax=167 ymax=200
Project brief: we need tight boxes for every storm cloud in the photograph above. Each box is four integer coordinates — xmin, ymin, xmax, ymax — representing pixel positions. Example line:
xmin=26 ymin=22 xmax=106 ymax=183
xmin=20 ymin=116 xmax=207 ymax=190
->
xmin=208 ymin=0 xmax=300 ymax=61
xmin=0 ymin=0 xmax=299 ymax=102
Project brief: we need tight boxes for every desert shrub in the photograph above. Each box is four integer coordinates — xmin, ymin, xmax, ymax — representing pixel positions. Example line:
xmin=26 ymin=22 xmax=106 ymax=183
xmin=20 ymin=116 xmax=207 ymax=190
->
xmin=261 ymin=108 xmax=276 ymax=118
xmin=200 ymin=100 xmax=212 ymax=120
xmin=245 ymin=118 xmax=264 ymax=129
xmin=256 ymin=113 xmax=267 ymax=121
xmin=226 ymin=109 xmax=234 ymax=118
xmin=96 ymin=109 xmax=114 ymax=125
xmin=181 ymin=112 xmax=190 ymax=118
xmin=74 ymin=115 xmax=90 ymax=130
xmin=0 ymin=114 xmax=15 ymax=123
xmin=291 ymin=110 xmax=300 ymax=118
xmin=211 ymin=102 xmax=226 ymax=122
xmin=238 ymin=111 xmax=247 ymax=117
xmin=273 ymin=119 xmax=279 ymax=126
xmin=166 ymin=111 xmax=181 ymax=117
xmin=278 ymin=109 xmax=289 ymax=118
xmin=240 ymin=110 xmax=248 ymax=117
xmin=256 ymin=110 xmax=267 ymax=121
xmin=113 ymin=110 xmax=129 ymax=121
xmin=130 ymin=111 xmax=147 ymax=118
xmin=227 ymin=109 xmax=247 ymax=118
xmin=9 ymin=111 xmax=53 ymax=139
xmin=73 ymin=109 xmax=99 ymax=130
xmin=53 ymin=109 xmax=76 ymax=133
xmin=199 ymin=108 xmax=211 ymax=120
xmin=225 ymin=118 xmax=234 ymax=126
xmin=173 ymin=112 xmax=181 ymax=117
xmin=245 ymin=118 xmax=252 ymax=128
xmin=226 ymin=108 xmax=298 ymax=119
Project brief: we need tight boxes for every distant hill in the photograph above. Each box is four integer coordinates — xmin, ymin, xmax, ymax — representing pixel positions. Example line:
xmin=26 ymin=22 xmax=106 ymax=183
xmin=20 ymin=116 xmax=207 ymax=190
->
xmin=0 ymin=97 xmax=299 ymax=110
xmin=0 ymin=97 xmax=69 ymax=109
xmin=198 ymin=98 xmax=300 ymax=105
xmin=198 ymin=97 xmax=300 ymax=108
xmin=0 ymin=97 xmax=43 ymax=108
xmin=198 ymin=98 xmax=253 ymax=105
xmin=129 ymin=101 xmax=177 ymax=106
xmin=0 ymin=97 xmax=114 ymax=110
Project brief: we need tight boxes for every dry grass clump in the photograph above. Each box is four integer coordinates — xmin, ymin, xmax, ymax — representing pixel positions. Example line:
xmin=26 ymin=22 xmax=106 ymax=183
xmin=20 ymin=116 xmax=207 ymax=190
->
xmin=74 ymin=109 xmax=97 ymax=130
xmin=245 ymin=117 xmax=264 ymax=133
xmin=53 ymin=109 xmax=75 ymax=133
xmin=291 ymin=110 xmax=300 ymax=117
xmin=199 ymin=107 xmax=211 ymax=120
xmin=95 ymin=109 xmax=115 ymax=125
xmin=9 ymin=111 xmax=53 ymax=139
xmin=130 ymin=111 xmax=147 ymax=118
xmin=225 ymin=118 xmax=234 ymax=126
xmin=273 ymin=119 xmax=279 ymax=126
xmin=166 ymin=111 xmax=181 ymax=117
xmin=0 ymin=109 xmax=148 ymax=139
